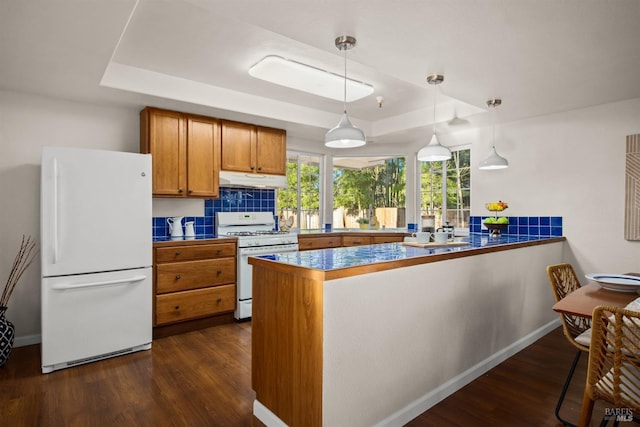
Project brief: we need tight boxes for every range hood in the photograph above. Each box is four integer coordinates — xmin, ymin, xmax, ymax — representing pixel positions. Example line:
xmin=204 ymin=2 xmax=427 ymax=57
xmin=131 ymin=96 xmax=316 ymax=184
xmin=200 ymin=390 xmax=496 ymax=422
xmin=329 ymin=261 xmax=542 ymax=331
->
xmin=219 ymin=171 xmax=287 ymax=189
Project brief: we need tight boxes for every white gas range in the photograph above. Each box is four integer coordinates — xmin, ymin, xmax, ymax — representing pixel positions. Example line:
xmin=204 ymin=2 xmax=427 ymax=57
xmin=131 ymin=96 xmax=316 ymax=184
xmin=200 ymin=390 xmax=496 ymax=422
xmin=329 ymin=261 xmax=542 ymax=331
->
xmin=216 ymin=212 xmax=299 ymax=320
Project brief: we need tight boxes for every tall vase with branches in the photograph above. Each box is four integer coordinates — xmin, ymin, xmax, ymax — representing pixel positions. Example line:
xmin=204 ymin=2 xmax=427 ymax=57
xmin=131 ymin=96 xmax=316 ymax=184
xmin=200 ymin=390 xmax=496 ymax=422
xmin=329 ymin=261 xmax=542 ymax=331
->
xmin=0 ymin=235 xmax=37 ymax=367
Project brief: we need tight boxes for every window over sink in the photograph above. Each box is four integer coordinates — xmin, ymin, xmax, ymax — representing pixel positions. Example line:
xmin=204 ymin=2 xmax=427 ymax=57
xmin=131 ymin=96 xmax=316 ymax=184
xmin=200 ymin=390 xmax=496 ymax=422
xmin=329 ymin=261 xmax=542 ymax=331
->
xmin=277 ymin=152 xmax=322 ymax=230
xmin=419 ymin=145 xmax=471 ymax=232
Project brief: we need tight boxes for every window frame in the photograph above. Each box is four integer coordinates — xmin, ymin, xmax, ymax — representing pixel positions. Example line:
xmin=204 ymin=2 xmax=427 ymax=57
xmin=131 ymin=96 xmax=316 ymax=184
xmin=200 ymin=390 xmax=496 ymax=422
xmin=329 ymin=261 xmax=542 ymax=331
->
xmin=278 ymin=151 xmax=324 ymax=230
xmin=417 ymin=144 xmax=471 ymax=235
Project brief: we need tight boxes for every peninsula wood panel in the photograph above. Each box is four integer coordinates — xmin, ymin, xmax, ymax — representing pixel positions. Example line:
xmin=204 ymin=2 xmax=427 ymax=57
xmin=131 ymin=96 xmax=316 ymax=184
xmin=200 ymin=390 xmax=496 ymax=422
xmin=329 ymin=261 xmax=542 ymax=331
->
xmin=625 ymin=134 xmax=640 ymax=240
xmin=252 ymin=266 xmax=323 ymax=427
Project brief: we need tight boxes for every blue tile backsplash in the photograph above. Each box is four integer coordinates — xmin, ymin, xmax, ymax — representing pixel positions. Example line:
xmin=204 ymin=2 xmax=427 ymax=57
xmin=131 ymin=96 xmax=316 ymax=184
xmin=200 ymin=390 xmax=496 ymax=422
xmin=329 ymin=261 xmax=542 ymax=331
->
xmin=469 ymin=216 xmax=562 ymax=237
xmin=152 ymin=187 xmax=276 ymax=239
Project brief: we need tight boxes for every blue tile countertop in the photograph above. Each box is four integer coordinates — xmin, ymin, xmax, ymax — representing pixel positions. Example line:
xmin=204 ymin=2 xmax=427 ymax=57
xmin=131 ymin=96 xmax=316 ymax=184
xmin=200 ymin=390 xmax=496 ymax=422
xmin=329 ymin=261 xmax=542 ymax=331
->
xmin=256 ymin=233 xmax=564 ymax=272
xmin=153 ymin=234 xmax=222 ymax=243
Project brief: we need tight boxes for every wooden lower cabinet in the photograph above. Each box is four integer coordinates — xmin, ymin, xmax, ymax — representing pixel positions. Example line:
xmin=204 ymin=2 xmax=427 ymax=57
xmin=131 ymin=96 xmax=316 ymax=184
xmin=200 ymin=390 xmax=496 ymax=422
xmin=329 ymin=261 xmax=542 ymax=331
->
xmin=341 ymin=235 xmax=373 ymax=247
xmin=371 ymin=235 xmax=405 ymax=244
xmin=153 ymin=240 xmax=236 ymax=329
xmin=298 ymin=232 xmax=409 ymax=250
xmin=297 ymin=235 xmax=341 ymax=251
xmin=156 ymin=285 xmax=235 ymax=325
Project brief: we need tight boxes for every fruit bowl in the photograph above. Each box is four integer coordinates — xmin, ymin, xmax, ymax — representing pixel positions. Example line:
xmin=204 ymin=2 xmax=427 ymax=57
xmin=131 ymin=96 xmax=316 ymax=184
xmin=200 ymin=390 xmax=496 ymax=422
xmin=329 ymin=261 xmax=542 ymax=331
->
xmin=483 ymin=222 xmax=509 ymax=236
xmin=485 ymin=201 xmax=508 ymax=212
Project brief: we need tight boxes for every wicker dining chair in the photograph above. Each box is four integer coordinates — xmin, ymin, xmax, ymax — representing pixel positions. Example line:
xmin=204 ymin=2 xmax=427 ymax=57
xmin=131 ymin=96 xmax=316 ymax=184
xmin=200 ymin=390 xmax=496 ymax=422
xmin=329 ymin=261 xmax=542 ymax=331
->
xmin=579 ymin=305 xmax=640 ymax=427
xmin=547 ymin=263 xmax=592 ymax=426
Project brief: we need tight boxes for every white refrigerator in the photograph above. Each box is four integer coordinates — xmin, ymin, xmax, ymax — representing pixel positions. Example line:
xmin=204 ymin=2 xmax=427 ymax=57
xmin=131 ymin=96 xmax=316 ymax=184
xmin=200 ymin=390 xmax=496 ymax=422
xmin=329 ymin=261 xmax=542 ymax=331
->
xmin=40 ymin=147 xmax=153 ymax=373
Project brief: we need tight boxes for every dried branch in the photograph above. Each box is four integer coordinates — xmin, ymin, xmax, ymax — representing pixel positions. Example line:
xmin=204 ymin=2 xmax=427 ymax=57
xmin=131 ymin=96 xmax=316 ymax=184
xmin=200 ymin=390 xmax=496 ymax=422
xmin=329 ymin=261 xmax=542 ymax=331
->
xmin=1 ymin=235 xmax=38 ymax=308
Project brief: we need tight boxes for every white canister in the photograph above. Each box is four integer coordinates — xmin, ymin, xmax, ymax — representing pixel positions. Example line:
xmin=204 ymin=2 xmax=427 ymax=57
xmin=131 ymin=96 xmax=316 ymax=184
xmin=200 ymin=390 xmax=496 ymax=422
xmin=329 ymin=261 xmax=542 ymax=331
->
xmin=184 ymin=221 xmax=195 ymax=238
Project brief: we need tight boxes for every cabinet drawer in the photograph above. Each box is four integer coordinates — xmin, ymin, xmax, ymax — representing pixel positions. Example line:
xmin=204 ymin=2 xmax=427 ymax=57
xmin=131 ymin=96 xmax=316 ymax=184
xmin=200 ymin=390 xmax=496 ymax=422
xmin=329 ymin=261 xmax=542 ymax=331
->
xmin=342 ymin=236 xmax=373 ymax=247
xmin=371 ymin=235 xmax=406 ymax=244
xmin=156 ymin=258 xmax=236 ymax=294
xmin=298 ymin=236 xmax=341 ymax=251
xmin=156 ymin=284 xmax=236 ymax=325
xmin=155 ymin=243 xmax=236 ymax=263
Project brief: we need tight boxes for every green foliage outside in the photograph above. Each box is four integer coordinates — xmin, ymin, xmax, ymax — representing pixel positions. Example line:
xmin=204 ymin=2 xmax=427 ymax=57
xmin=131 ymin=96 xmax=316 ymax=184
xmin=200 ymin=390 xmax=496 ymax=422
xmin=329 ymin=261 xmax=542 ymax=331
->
xmin=278 ymin=161 xmax=320 ymax=215
xmin=278 ymin=149 xmax=470 ymax=229
xmin=333 ymin=158 xmax=406 ymax=217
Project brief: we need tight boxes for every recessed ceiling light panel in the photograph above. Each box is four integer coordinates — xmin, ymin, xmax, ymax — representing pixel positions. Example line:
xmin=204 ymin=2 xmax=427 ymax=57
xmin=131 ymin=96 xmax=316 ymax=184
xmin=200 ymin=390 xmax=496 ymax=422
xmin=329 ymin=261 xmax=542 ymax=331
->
xmin=248 ymin=55 xmax=374 ymax=102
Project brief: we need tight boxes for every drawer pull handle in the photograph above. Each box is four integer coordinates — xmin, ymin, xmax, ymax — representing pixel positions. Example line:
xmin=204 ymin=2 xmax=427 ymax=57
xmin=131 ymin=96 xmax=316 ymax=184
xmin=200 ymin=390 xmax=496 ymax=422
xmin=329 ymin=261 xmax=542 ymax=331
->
xmin=216 ymin=298 xmax=222 ymax=303
xmin=178 ymin=188 xmax=184 ymax=193
xmin=216 ymin=249 xmax=222 ymax=254
xmin=174 ymin=305 xmax=180 ymax=310
xmin=188 ymin=189 xmax=193 ymax=194
xmin=175 ymin=275 xmax=181 ymax=280
xmin=216 ymin=270 xmax=222 ymax=276
xmin=175 ymin=252 xmax=181 ymax=256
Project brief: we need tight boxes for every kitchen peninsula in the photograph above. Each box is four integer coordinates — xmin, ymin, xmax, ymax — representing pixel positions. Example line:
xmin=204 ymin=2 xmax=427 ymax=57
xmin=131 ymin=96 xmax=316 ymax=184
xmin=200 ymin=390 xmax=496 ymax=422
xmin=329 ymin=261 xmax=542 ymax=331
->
xmin=249 ymin=234 xmax=565 ymax=427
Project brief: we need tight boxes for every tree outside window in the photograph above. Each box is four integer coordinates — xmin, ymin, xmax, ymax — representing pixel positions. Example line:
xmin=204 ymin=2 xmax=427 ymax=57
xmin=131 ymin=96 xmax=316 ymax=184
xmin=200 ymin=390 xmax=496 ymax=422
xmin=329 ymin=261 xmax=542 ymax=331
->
xmin=420 ymin=147 xmax=471 ymax=231
xmin=333 ymin=157 xmax=406 ymax=229
xmin=278 ymin=154 xmax=321 ymax=230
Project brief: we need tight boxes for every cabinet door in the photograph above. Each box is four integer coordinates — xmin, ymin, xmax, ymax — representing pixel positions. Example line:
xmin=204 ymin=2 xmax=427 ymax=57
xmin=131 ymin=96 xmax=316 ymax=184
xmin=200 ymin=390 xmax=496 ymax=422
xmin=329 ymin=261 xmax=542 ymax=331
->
xmin=342 ymin=236 xmax=373 ymax=247
xmin=156 ymin=258 xmax=236 ymax=294
xmin=298 ymin=235 xmax=341 ymax=251
xmin=155 ymin=284 xmax=236 ymax=325
xmin=256 ymin=126 xmax=286 ymax=175
xmin=220 ymin=121 xmax=255 ymax=173
xmin=141 ymin=108 xmax=187 ymax=196
xmin=187 ymin=116 xmax=220 ymax=198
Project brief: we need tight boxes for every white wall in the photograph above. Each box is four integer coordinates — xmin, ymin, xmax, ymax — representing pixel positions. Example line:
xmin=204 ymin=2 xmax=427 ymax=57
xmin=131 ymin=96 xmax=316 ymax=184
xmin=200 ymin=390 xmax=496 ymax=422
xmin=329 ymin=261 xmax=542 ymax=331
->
xmin=468 ymin=97 xmax=640 ymax=276
xmin=0 ymin=90 xmax=140 ymax=345
xmin=2 ymin=88 xmax=640 ymax=345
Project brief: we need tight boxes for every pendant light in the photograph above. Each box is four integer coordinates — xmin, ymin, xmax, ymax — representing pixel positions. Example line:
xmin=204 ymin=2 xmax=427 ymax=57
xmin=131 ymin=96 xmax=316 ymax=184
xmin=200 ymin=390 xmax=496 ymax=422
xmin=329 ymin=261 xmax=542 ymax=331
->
xmin=417 ymin=74 xmax=451 ymax=161
xmin=325 ymin=35 xmax=366 ymax=148
xmin=478 ymin=98 xmax=509 ymax=170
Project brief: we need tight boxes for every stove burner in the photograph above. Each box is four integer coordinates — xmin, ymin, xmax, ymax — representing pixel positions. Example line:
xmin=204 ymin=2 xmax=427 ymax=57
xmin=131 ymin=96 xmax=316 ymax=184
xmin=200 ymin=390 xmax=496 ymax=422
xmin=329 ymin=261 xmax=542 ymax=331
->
xmin=225 ymin=230 xmax=290 ymax=237
xmin=226 ymin=231 xmax=257 ymax=237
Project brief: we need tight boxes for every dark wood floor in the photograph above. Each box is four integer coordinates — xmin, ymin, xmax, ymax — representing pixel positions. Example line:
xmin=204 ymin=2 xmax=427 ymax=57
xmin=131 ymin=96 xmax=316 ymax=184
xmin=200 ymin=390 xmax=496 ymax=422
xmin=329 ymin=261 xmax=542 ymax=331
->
xmin=0 ymin=324 xmax=625 ymax=426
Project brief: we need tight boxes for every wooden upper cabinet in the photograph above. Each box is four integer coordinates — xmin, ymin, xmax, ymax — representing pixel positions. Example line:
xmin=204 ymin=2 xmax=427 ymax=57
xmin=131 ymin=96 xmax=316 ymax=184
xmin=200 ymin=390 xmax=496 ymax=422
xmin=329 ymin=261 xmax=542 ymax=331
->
xmin=221 ymin=120 xmax=286 ymax=176
xmin=256 ymin=126 xmax=286 ymax=175
xmin=220 ymin=121 xmax=255 ymax=173
xmin=186 ymin=115 xmax=220 ymax=198
xmin=141 ymin=107 xmax=187 ymax=196
xmin=140 ymin=107 xmax=220 ymax=198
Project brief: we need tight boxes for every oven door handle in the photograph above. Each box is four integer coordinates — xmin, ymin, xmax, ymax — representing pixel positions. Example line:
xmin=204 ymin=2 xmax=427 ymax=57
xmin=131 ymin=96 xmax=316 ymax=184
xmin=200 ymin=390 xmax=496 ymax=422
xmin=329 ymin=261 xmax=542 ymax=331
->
xmin=239 ymin=244 xmax=299 ymax=256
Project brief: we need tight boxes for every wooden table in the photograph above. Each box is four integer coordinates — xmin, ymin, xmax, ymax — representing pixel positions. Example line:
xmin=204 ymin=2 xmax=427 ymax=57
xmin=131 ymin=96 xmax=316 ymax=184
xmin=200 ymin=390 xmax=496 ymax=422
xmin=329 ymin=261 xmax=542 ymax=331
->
xmin=553 ymin=281 xmax=640 ymax=318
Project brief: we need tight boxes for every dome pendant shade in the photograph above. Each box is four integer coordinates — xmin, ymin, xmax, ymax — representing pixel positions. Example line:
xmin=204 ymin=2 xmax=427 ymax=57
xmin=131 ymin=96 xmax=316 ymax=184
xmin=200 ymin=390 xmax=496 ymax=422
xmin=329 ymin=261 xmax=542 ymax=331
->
xmin=417 ymin=134 xmax=451 ymax=161
xmin=325 ymin=112 xmax=366 ymax=148
xmin=418 ymin=73 xmax=451 ymax=162
xmin=325 ymin=35 xmax=366 ymax=148
xmin=478 ymin=146 xmax=509 ymax=170
xmin=479 ymin=98 xmax=509 ymax=170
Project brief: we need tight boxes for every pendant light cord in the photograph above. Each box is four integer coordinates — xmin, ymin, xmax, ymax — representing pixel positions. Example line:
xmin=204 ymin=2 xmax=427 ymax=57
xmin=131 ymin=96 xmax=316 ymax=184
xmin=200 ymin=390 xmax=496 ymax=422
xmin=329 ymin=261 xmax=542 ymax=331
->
xmin=343 ymin=46 xmax=347 ymax=114
xmin=492 ymin=102 xmax=496 ymax=148
xmin=432 ymin=81 xmax=437 ymax=135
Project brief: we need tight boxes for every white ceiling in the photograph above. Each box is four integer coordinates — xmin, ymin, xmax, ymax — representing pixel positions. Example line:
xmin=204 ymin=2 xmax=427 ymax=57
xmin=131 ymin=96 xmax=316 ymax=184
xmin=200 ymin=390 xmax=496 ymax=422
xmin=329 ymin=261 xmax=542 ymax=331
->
xmin=2 ymin=0 xmax=640 ymax=153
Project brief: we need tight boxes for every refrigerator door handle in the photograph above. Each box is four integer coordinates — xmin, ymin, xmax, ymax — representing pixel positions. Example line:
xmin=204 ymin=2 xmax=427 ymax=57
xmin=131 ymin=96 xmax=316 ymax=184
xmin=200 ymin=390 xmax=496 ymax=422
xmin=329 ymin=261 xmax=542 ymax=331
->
xmin=52 ymin=157 xmax=59 ymax=264
xmin=51 ymin=275 xmax=147 ymax=291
